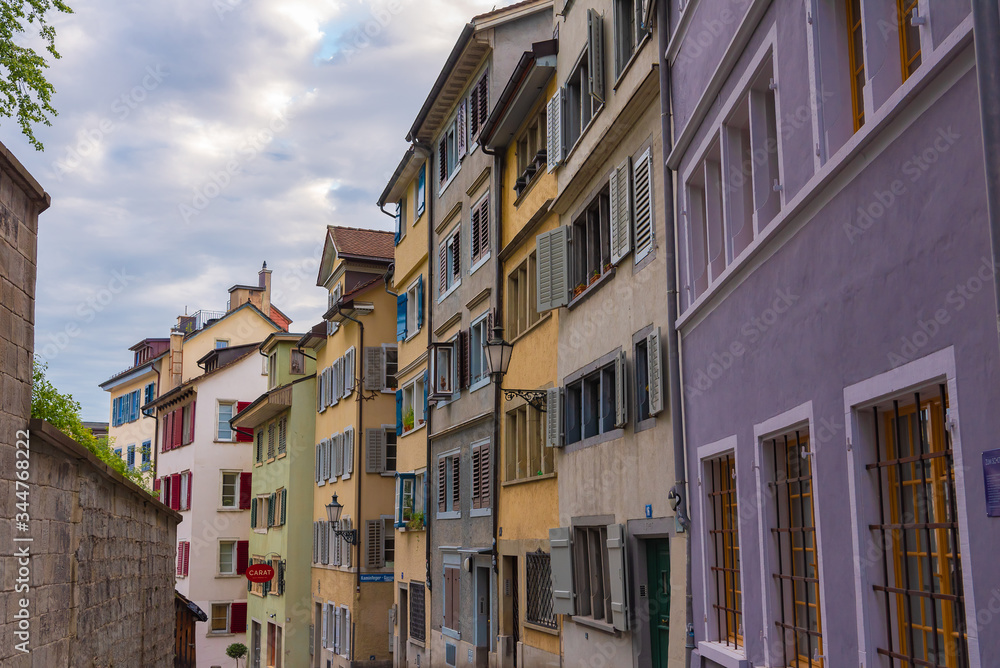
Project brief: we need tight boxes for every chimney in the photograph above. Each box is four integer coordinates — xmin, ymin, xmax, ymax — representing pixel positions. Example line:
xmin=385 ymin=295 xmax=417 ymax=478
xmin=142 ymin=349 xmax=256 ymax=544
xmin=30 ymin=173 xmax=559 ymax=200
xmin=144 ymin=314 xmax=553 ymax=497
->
xmin=167 ymin=329 xmax=184 ymax=392
xmin=259 ymin=261 xmax=272 ymax=318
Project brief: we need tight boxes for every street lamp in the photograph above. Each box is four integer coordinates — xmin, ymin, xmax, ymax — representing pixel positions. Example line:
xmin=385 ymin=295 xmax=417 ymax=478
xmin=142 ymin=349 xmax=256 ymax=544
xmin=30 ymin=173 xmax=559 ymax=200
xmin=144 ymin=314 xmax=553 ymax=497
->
xmin=484 ymin=325 xmax=547 ymax=412
xmin=325 ymin=494 xmax=358 ymax=544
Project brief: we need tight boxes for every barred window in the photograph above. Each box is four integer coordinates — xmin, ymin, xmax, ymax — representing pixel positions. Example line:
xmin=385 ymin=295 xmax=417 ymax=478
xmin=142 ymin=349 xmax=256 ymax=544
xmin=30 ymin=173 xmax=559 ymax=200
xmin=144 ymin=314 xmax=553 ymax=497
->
xmin=706 ymin=453 xmax=742 ymax=649
xmin=525 ymin=551 xmax=556 ymax=629
xmin=868 ymin=386 xmax=967 ymax=667
xmin=409 ymin=582 xmax=426 ymax=642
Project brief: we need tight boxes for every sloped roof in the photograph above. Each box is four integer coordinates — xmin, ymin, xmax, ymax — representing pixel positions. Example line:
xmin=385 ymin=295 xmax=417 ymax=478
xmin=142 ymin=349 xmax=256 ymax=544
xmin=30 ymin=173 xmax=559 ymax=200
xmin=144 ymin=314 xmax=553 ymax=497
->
xmin=473 ymin=0 xmax=550 ymax=21
xmin=329 ymin=226 xmax=395 ymax=261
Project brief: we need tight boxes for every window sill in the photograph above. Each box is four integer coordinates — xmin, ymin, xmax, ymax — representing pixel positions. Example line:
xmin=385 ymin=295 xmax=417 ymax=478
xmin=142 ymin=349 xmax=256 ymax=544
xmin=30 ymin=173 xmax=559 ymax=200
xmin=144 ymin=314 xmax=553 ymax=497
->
xmin=564 ymin=427 xmax=625 ymax=454
xmin=213 ymin=440 xmax=236 ymax=444
xmin=437 ymin=511 xmax=461 ymax=521
xmin=612 ymin=32 xmax=652 ymax=94
xmin=567 ymin=268 xmax=616 ymax=311
xmin=522 ymin=620 xmax=559 ymax=636
xmin=502 ymin=472 xmax=556 ymax=487
xmin=508 ymin=312 xmax=552 ymax=346
xmin=317 ymin=479 xmax=326 ymax=486
xmin=255 ymin=462 xmax=264 ymax=468
xmin=634 ymin=415 xmax=657 ymax=434
xmin=276 ymin=452 xmax=286 ymax=460
xmin=408 ymin=637 xmax=426 ymax=649
xmin=469 ymin=377 xmax=491 ymax=394
xmin=570 ymin=615 xmax=619 ymax=636
xmin=218 ymin=507 xmax=244 ymax=512
xmin=437 ymin=280 xmax=462 ymax=304
xmin=513 ymin=163 xmax=546 ymax=207
xmin=404 ymin=327 xmax=422 ymax=343
xmin=438 ymin=166 xmax=461 ymax=198
xmin=208 ymin=632 xmax=235 ymax=638
xmin=401 ymin=422 xmax=426 ymax=437
xmin=442 ymin=627 xmax=460 ymax=640
xmin=469 ymin=252 xmax=491 ymax=277
xmin=266 ymin=458 xmax=275 ymax=464
xmin=216 ymin=573 xmax=241 ymax=579
xmin=470 ymin=508 xmax=491 ymax=518
xmin=697 ymin=641 xmax=748 ymax=668
xmin=254 ymin=528 xmax=267 ymax=535
xmin=380 ymin=471 xmax=397 ymax=477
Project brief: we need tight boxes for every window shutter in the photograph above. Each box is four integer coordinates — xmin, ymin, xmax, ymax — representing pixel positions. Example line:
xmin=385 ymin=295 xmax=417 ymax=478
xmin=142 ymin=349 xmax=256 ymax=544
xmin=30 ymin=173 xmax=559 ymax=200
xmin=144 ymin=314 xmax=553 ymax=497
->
xmin=633 ymin=148 xmax=654 ymax=262
xmin=177 ymin=542 xmax=184 ymax=575
xmin=344 ymin=607 xmax=351 ymax=656
xmin=460 ymin=329 xmax=471 ymax=389
xmin=438 ymin=458 xmax=447 ymax=512
xmin=185 ymin=471 xmax=192 ymax=510
xmin=452 ymin=456 xmax=461 ymax=509
xmin=326 ymin=437 xmax=336 ymax=480
xmin=251 ymin=496 xmax=257 ymax=528
xmin=188 ymin=401 xmax=197 ymax=442
xmin=366 ymin=428 xmax=385 ymax=474
xmin=230 ymin=602 xmax=247 ymax=634
xmin=607 ymin=523 xmax=630 ymax=630
xmin=477 ymin=70 xmax=489 ymax=128
xmin=344 ymin=428 xmax=354 ymax=475
xmin=470 ymin=206 xmax=481 ymax=262
xmin=394 ymin=201 xmax=401 ymax=245
xmin=438 ymin=138 xmax=448 ymax=184
xmin=317 ymin=373 xmax=324 ymax=413
xmin=173 ymin=409 xmax=183 ymax=449
xmin=615 ymin=348 xmax=628 ymax=428
xmin=452 ymin=228 xmax=461 ymax=279
xmin=366 ymin=519 xmax=384 ymax=568
xmin=313 ymin=522 xmax=319 ymax=563
xmin=183 ymin=542 xmax=190 ymax=576
xmin=471 ymin=446 xmax=482 ymax=510
xmin=281 ymin=488 xmax=287 ymax=525
xmin=240 ymin=472 xmax=252 ymax=509
xmin=547 ymin=88 xmax=564 ymax=172
xmin=335 ymin=433 xmax=344 ymax=478
xmin=417 ymin=275 xmax=424 ymax=328
xmin=477 ymin=194 xmax=490 ymax=261
xmin=343 ymin=518 xmax=353 ymax=568
xmin=588 ymin=8 xmax=605 ymax=103
xmin=423 ymin=369 xmax=429 ymax=416
xmin=397 ymin=293 xmax=408 ymax=341
xmin=315 ymin=443 xmax=322 ymax=483
xmin=321 ymin=522 xmax=330 ymax=565
xmin=546 ymin=387 xmax=563 ymax=447
xmin=153 ymin=477 xmax=161 ymax=494
xmin=549 ymin=527 xmax=576 ymax=615
xmin=610 ymin=158 xmax=633 ymax=265
xmin=364 ymin=347 xmax=385 ymax=391
xmin=439 ymin=242 xmax=449 ymax=294
xmin=170 ymin=473 xmax=181 ymax=510
xmin=457 ymin=99 xmax=468 ymax=157
xmin=268 ymin=492 xmax=275 ymax=527
xmin=469 ymin=84 xmax=480 ymax=140
xmin=236 ymin=540 xmax=249 ymax=575
xmin=345 ymin=347 xmax=355 ymax=396
xmin=647 ymin=327 xmax=664 ymax=415
xmin=536 ymin=227 xmax=569 ymax=311
xmin=417 ymin=166 xmax=426 ymax=216
xmin=479 ymin=443 xmax=491 ymax=508
xmin=321 ymin=603 xmax=329 ymax=647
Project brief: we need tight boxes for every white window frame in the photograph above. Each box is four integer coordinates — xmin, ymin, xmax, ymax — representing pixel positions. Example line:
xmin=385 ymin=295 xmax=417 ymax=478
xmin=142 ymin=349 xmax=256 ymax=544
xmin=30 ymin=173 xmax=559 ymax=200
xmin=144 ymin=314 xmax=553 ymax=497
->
xmin=218 ymin=539 xmax=238 ymax=576
xmin=405 ymin=279 xmax=421 ymax=341
xmin=217 ymin=400 xmax=236 ymax=441
xmin=210 ymin=602 xmax=231 ymax=635
xmin=220 ymin=471 xmax=240 ymax=509
xmin=215 ymin=338 xmax=230 ymax=349
xmin=401 ymin=376 xmax=426 ymax=435
xmin=431 ymin=337 xmax=459 ymax=404
xmin=469 ymin=311 xmax=491 ymax=392
xmin=254 ymin=496 xmax=269 ymax=534
xmin=382 ymin=344 xmax=398 ymax=393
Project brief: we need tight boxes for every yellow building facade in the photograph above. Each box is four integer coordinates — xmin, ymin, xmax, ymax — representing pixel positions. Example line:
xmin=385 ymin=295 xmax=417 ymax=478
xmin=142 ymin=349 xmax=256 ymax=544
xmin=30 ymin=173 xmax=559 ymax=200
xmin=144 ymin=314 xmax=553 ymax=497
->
xmin=305 ymin=226 xmax=399 ymax=667
xmin=378 ymin=148 xmax=431 ymax=667
xmin=480 ymin=45 xmax=562 ymax=667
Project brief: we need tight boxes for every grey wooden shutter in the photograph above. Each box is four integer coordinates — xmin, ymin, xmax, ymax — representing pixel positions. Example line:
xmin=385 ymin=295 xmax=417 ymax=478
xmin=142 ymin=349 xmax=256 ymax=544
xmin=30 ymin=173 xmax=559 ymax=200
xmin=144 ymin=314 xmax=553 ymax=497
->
xmin=536 ymin=227 xmax=570 ymax=312
xmin=451 ymin=456 xmax=460 ymax=509
xmin=344 ymin=428 xmax=354 ymax=475
xmin=315 ymin=444 xmax=322 ymax=483
xmin=633 ymin=148 xmax=654 ymax=262
xmin=343 ymin=518 xmax=353 ymax=568
xmin=332 ymin=434 xmax=342 ymax=478
xmin=321 ymin=603 xmax=328 ymax=647
xmin=438 ymin=458 xmax=447 ymax=511
xmin=471 ymin=445 xmax=482 ymax=510
xmin=332 ymin=360 xmax=341 ymax=405
xmin=549 ymin=527 xmax=576 ymax=615
xmin=344 ymin=608 xmax=351 ymax=656
xmin=615 ymin=349 xmax=628 ymax=428
xmin=317 ymin=372 xmax=324 ymax=412
xmin=366 ymin=519 xmax=384 ymax=568
xmin=332 ymin=521 xmax=342 ymax=566
xmin=321 ymin=521 xmax=330 ymax=564
xmin=366 ymin=428 xmax=385 ymax=473
xmin=607 ymin=523 xmax=630 ymax=631
xmin=364 ymin=347 xmax=384 ymax=391
xmin=326 ymin=438 xmax=335 ymax=481
xmin=344 ymin=347 xmax=355 ymax=396
xmin=610 ymin=158 xmax=632 ymax=265
xmin=320 ymin=439 xmax=329 ymax=482
xmin=647 ymin=327 xmax=664 ymax=415
xmin=546 ymin=88 xmax=565 ymax=172
xmin=546 ymin=387 xmax=563 ymax=447
xmin=588 ymin=9 xmax=605 ymax=104
xmin=313 ymin=521 xmax=319 ymax=563
xmin=334 ymin=607 xmax=342 ymax=654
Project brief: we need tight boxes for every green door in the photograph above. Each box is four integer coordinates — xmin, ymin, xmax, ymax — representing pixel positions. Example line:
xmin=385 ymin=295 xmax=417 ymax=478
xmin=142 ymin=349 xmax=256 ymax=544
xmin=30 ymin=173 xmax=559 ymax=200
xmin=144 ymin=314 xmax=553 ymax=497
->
xmin=647 ymin=539 xmax=671 ymax=667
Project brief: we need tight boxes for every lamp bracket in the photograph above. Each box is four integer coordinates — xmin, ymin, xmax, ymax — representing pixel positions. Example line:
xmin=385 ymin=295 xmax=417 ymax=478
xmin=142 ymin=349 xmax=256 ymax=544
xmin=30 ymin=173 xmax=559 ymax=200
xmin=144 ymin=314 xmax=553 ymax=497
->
xmin=333 ymin=529 xmax=359 ymax=545
xmin=503 ymin=388 xmax=548 ymax=412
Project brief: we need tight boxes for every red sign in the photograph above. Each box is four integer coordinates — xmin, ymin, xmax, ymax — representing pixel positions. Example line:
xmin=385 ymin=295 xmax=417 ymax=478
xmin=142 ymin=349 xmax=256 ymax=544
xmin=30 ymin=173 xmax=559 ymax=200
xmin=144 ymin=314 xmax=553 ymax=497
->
xmin=245 ymin=564 xmax=275 ymax=583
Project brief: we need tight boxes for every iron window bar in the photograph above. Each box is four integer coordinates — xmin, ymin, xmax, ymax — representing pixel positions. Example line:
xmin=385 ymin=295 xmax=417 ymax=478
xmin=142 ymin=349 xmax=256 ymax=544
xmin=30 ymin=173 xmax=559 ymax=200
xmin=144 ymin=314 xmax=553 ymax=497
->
xmin=868 ymin=385 xmax=968 ymax=668
xmin=707 ymin=455 xmax=742 ymax=650
xmin=525 ymin=550 xmax=557 ymax=629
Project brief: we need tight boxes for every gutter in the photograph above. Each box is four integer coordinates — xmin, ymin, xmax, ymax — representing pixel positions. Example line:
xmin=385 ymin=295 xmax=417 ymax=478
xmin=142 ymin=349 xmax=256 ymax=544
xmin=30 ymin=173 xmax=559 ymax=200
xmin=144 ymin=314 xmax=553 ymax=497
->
xmin=141 ymin=362 xmax=162 ymax=480
xmin=656 ymin=0 xmax=694 ymax=660
xmin=406 ymin=24 xmax=476 ymax=143
xmin=972 ymin=1 xmax=1000 ymax=351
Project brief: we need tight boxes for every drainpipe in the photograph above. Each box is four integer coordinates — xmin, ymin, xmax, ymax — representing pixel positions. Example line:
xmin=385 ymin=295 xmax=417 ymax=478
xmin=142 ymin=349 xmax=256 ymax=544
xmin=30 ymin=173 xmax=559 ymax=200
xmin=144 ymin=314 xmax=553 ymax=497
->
xmin=338 ymin=308 xmax=365 ymax=599
xmin=972 ymin=0 xmax=1000 ymax=352
xmin=413 ymin=137 xmax=435 ymax=598
xmin=142 ymin=362 xmax=162 ymax=480
xmin=656 ymin=0 xmax=694 ymax=661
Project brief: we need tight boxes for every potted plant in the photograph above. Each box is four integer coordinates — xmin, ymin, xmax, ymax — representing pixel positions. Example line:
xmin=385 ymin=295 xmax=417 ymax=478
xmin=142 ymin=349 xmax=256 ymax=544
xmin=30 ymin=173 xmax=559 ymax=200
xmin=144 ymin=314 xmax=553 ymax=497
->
xmin=226 ymin=643 xmax=248 ymax=667
xmin=589 ymin=269 xmax=601 ymax=285
xmin=407 ymin=511 xmax=425 ymax=531
xmin=573 ymin=282 xmax=586 ymax=297
xmin=604 ymin=261 xmax=612 ymax=273
xmin=403 ymin=407 xmax=415 ymax=432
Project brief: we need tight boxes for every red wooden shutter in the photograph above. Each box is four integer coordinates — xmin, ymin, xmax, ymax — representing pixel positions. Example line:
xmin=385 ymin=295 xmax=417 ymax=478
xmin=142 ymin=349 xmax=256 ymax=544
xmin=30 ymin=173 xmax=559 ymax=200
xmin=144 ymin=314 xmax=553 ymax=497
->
xmin=236 ymin=540 xmax=249 ymax=575
xmin=153 ymin=477 xmax=161 ymax=494
xmin=188 ymin=401 xmax=196 ymax=442
xmin=185 ymin=471 xmax=192 ymax=510
xmin=170 ymin=473 xmax=181 ymax=510
xmin=176 ymin=542 xmax=184 ymax=575
xmin=230 ymin=602 xmax=247 ymax=633
xmin=172 ymin=409 xmax=182 ymax=449
xmin=183 ymin=542 xmax=190 ymax=576
xmin=239 ymin=472 xmax=252 ymax=510
xmin=162 ymin=413 xmax=171 ymax=451
xmin=235 ymin=401 xmax=253 ymax=442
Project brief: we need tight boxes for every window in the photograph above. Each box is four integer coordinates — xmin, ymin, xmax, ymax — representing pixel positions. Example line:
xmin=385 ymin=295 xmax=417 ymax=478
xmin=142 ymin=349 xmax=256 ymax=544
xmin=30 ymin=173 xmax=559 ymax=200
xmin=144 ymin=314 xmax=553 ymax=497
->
xmin=443 ymin=565 xmax=460 ymax=632
xmin=561 ymin=351 xmax=626 ymax=446
xmin=366 ymin=519 xmax=387 ymax=569
xmin=846 ymin=0 xmax=866 ymax=131
xmin=385 ymin=429 xmax=397 ymax=472
xmin=383 ymin=517 xmax=395 ymax=568
xmin=215 ymin=339 xmax=229 ymax=349
xmin=221 ymin=472 xmax=239 ymax=508
xmin=218 ymin=401 xmax=235 ymax=441
xmin=365 ymin=427 xmax=395 ymax=474
xmin=613 ymin=0 xmax=646 ymax=77
xmin=866 ymin=386 xmax=967 ymax=667
xmin=278 ymin=417 xmax=287 ymax=455
xmin=327 ymin=283 xmax=342 ymax=336
xmin=255 ymin=429 xmax=264 ymax=464
xmin=437 ymin=452 xmax=460 ymax=516
xmin=430 ymin=341 xmax=457 ymax=398
xmin=141 ymin=441 xmax=151 ymax=471
xmin=267 ymin=422 xmax=276 ymax=460
xmin=211 ymin=604 xmax=230 ymax=634
xmin=401 ymin=376 xmax=426 ymax=434
xmin=267 ymin=622 xmax=277 ymax=667
xmin=398 ymin=277 xmax=424 ymax=341
xmin=179 ymin=470 xmax=192 ymax=511
xmin=634 ymin=328 xmax=664 ymax=423
xmin=507 ymin=253 xmax=540 ymax=339
xmin=470 ymin=440 xmax=491 ymax=514
xmin=505 ymin=405 xmax=552 ymax=483
xmin=706 ymin=454 xmax=742 ymax=649
xmin=514 ymin=108 xmax=547 ymax=197
xmin=395 ymin=197 xmax=407 ymax=244
xmin=574 ymin=525 xmax=612 ymax=622
xmin=219 ymin=540 xmax=236 ymax=575
xmin=571 ymin=187 xmax=612 ymax=295
xmin=211 ymin=601 xmax=246 ymax=634
xmin=112 ymin=389 xmax=142 ymax=426
xmin=127 ymin=444 xmax=135 ymax=470
xmin=438 ymin=109 xmax=464 ymax=187
xmin=290 ymin=349 xmax=305 ymax=375
xmin=766 ymin=429 xmax=823 ymax=667
xmin=896 ymin=0 xmax=921 ymax=80
xmin=565 ymin=11 xmax=604 ymax=151
xmin=470 ymin=192 xmax=490 ymax=267
xmin=176 ymin=540 xmax=190 ymax=577
xmin=363 ymin=345 xmax=397 ymax=392
xmin=144 ymin=382 xmax=155 ymax=405
xmin=469 ymin=312 xmax=492 ymax=389
xmin=395 ymin=471 xmax=426 ymax=528
xmin=252 ymin=495 xmax=269 ymax=532
xmin=468 ymin=68 xmax=489 ymax=145
xmin=438 ymin=226 xmax=461 ymax=297
xmin=410 ymin=582 xmax=426 ymax=642
xmin=525 ymin=551 xmax=557 ymax=629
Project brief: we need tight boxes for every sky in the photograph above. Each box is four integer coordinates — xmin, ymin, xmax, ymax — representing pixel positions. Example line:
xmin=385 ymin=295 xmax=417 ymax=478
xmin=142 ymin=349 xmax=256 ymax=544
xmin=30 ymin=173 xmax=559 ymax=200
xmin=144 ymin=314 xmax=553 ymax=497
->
xmin=1 ymin=0 xmax=513 ymax=420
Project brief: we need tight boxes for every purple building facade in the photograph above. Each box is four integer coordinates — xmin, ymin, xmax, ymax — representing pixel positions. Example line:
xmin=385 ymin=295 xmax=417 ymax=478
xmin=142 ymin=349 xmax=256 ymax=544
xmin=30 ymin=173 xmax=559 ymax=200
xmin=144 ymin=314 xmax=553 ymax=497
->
xmin=669 ymin=2 xmax=999 ymax=667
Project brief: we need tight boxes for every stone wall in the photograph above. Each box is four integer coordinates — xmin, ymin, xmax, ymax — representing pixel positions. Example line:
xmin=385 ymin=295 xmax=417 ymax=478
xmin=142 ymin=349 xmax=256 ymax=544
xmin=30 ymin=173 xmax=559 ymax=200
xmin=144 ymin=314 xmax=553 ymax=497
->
xmin=1 ymin=420 xmax=182 ymax=667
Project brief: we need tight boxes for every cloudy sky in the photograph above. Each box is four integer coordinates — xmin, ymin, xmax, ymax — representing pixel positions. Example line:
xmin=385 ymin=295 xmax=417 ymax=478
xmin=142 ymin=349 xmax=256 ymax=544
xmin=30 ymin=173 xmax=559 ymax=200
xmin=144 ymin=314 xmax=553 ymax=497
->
xmin=2 ymin=0 xmax=512 ymax=420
